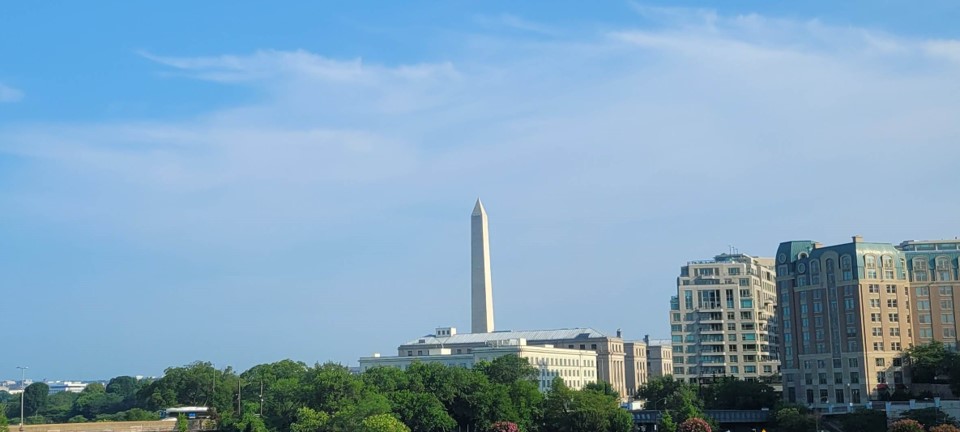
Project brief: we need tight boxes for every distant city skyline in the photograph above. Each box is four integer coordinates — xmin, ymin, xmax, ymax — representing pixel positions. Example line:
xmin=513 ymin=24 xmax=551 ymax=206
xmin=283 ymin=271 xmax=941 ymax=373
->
xmin=2 ymin=1 xmax=960 ymax=378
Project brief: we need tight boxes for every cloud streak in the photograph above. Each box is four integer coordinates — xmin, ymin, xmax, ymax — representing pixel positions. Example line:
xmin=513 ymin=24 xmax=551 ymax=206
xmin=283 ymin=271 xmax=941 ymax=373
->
xmin=3 ymin=7 xmax=960 ymax=372
xmin=0 ymin=83 xmax=23 ymax=102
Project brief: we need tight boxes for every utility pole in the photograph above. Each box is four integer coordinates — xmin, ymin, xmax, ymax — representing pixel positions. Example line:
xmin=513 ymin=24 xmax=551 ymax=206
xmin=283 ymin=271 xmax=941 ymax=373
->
xmin=259 ymin=379 xmax=264 ymax=417
xmin=237 ymin=379 xmax=242 ymax=414
xmin=17 ymin=366 xmax=28 ymax=432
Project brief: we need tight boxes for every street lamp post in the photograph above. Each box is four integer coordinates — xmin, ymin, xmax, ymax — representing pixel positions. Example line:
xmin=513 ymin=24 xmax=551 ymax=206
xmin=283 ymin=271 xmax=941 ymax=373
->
xmin=17 ymin=366 xmax=28 ymax=432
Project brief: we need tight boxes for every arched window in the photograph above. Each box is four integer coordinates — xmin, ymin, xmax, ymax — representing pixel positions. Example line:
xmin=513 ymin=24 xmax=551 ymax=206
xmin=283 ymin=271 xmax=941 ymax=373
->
xmin=864 ymin=255 xmax=878 ymax=279
xmin=825 ymin=259 xmax=836 ymax=282
xmin=882 ymin=256 xmax=895 ymax=279
xmin=841 ymin=255 xmax=853 ymax=281
xmin=937 ymin=256 xmax=953 ymax=281
xmin=810 ymin=259 xmax=821 ymax=284
xmin=914 ymin=258 xmax=929 ymax=282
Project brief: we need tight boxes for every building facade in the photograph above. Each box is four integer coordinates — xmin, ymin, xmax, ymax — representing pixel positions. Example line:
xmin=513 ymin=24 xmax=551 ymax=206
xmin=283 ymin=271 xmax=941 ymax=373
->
xmin=643 ymin=339 xmax=673 ymax=378
xmin=362 ymin=336 xmax=599 ymax=392
xmin=624 ymin=341 xmax=648 ymax=397
xmin=396 ymin=327 xmax=630 ymax=397
xmin=900 ymin=240 xmax=960 ymax=348
xmin=669 ymin=253 xmax=779 ymax=383
xmin=777 ymin=236 xmax=914 ymax=408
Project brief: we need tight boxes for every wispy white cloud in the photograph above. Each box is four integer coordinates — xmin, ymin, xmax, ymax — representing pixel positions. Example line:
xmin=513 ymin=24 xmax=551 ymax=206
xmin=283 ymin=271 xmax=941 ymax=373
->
xmin=0 ymin=83 xmax=23 ymax=102
xmin=475 ymin=13 xmax=558 ymax=36
xmin=4 ymin=7 xmax=960 ymax=362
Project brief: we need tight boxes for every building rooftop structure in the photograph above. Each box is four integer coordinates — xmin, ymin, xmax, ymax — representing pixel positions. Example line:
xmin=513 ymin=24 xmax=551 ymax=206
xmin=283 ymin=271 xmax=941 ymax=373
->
xmin=402 ymin=327 xmax=609 ymax=346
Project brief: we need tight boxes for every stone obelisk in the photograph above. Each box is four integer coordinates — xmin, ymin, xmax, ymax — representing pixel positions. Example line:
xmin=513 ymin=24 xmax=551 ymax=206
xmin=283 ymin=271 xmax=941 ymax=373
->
xmin=471 ymin=199 xmax=495 ymax=333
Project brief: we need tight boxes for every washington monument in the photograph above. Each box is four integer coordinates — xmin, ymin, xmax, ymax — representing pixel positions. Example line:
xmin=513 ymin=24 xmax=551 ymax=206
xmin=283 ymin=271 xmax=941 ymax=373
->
xmin=471 ymin=199 xmax=495 ymax=333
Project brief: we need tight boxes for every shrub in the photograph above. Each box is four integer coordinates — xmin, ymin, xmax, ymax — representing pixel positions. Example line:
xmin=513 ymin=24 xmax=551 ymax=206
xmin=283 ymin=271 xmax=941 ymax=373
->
xmin=678 ymin=417 xmax=711 ymax=432
xmin=489 ymin=421 xmax=519 ymax=432
xmin=889 ymin=419 xmax=924 ymax=432
xmin=931 ymin=424 xmax=960 ymax=432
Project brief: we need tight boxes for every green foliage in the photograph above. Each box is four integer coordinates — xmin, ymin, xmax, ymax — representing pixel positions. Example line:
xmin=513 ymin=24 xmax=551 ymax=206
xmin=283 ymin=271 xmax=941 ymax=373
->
xmin=389 ymin=390 xmax=456 ymax=432
xmin=677 ymin=417 xmax=711 ymax=432
xmin=23 ymin=383 xmax=49 ymax=416
xmin=636 ymin=375 xmax=707 ymax=424
xmin=900 ymin=407 xmax=957 ymax=429
xmin=542 ymin=377 xmax=631 ymax=432
xmin=359 ymin=414 xmax=410 ymax=432
xmin=583 ymin=381 xmax=619 ymax=399
xmin=0 ymin=407 xmax=8 ymax=432
xmin=908 ymin=342 xmax=952 ymax=383
xmin=658 ymin=411 xmax=677 ymax=432
xmin=290 ymin=407 xmax=329 ymax=432
xmin=701 ymin=377 xmax=778 ymax=410
xmin=489 ymin=421 xmax=519 ymax=432
xmin=773 ymin=407 xmax=816 ymax=432
xmin=67 ymin=415 xmax=87 ymax=423
xmin=476 ymin=355 xmax=538 ymax=385
xmin=889 ymin=419 xmax=925 ymax=432
xmin=836 ymin=408 xmax=887 ymax=432
xmin=177 ymin=414 xmax=189 ymax=432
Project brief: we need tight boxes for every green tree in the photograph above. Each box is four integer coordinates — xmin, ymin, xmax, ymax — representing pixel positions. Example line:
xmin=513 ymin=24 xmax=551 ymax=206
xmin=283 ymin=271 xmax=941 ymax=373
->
xmin=359 ymin=414 xmax=411 ymax=432
xmin=23 ymin=383 xmax=49 ymax=417
xmin=177 ymin=414 xmax=189 ymax=432
xmin=389 ymin=390 xmax=456 ymax=432
xmin=636 ymin=375 xmax=706 ymax=424
xmin=908 ymin=342 xmax=953 ymax=383
xmin=138 ymin=361 xmax=237 ymax=412
xmin=106 ymin=376 xmax=143 ymax=408
xmin=289 ymin=407 xmax=329 ymax=432
xmin=837 ymin=408 xmax=887 ymax=432
xmin=658 ymin=411 xmax=677 ymax=432
xmin=0 ymin=407 xmax=8 ymax=432
xmin=773 ymin=408 xmax=815 ymax=432
xmin=541 ymin=378 xmax=631 ymax=432
xmin=889 ymin=419 xmax=925 ymax=432
xmin=476 ymin=355 xmax=537 ymax=385
xmin=583 ymin=381 xmax=619 ymax=399
xmin=900 ymin=407 xmax=957 ymax=429
xmin=41 ymin=390 xmax=79 ymax=423
xmin=702 ymin=377 xmax=778 ymax=410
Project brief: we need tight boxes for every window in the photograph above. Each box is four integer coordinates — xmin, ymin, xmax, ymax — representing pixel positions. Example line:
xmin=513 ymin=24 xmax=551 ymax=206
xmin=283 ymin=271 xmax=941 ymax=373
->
xmin=814 ymin=302 xmax=823 ymax=313
xmin=946 ymin=328 xmax=957 ymax=338
xmin=917 ymin=286 xmax=930 ymax=296
xmin=841 ymin=256 xmax=853 ymax=280
xmin=819 ymin=373 xmax=827 ymax=384
xmin=846 ymin=326 xmax=857 ymax=337
xmin=865 ymin=255 xmax=878 ymax=278
xmin=920 ymin=328 xmax=934 ymax=338
xmin=845 ymin=298 xmax=855 ymax=310
xmin=918 ymin=300 xmax=931 ymax=310
xmin=872 ymin=327 xmax=883 ymax=336
xmin=873 ymin=342 xmax=884 ymax=351
xmin=850 ymin=372 xmax=860 ymax=383
xmin=892 ymin=342 xmax=902 ymax=351
xmin=886 ymin=285 xmax=897 ymax=294
xmin=943 ymin=300 xmax=955 ymax=310
xmin=852 ymin=389 xmax=861 ymax=403
xmin=941 ymin=286 xmax=954 ymax=296
xmin=876 ymin=358 xmax=886 ymax=366
xmin=849 ymin=358 xmax=859 ymax=367
xmin=919 ymin=314 xmax=932 ymax=324
xmin=944 ymin=314 xmax=955 ymax=324
xmin=890 ymin=327 xmax=900 ymax=336
xmin=889 ymin=313 xmax=899 ymax=322
xmin=805 ymin=373 xmax=813 ymax=385
xmin=887 ymin=299 xmax=898 ymax=308
xmin=871 ymin=313 xmax=881 ymax=322
xmin=870 ymin=299 xmax=881 ymax=308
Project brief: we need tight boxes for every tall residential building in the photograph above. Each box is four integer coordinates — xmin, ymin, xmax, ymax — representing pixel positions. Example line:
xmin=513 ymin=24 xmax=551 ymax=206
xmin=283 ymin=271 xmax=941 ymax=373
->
xmin=669 ymin=253 xmax=779 ymax=383
xmin=900 ymin=240 xmax=960 ymax=347
xmin=776 ymin=236 xmax=914 ymax=408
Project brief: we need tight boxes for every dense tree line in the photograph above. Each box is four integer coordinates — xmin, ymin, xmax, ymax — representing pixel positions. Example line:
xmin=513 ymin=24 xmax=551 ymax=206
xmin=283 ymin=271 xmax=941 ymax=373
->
xmin=0 ymin=356 xmax=630 ymax=432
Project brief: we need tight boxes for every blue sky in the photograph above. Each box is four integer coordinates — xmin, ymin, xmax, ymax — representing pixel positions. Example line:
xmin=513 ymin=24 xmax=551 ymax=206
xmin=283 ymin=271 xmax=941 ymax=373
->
xmin=2 ymin=1 xmax=960 ymax=380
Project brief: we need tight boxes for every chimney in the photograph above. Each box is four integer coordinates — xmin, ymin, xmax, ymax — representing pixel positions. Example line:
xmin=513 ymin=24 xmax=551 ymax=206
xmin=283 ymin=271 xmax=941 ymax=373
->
xmin=813 ymin=242 xmax=824 ymax=249
xmin=852 ymin=235 xmax=864 ymax=243
xmin=616 ymin=328 xmax=622 ymax=338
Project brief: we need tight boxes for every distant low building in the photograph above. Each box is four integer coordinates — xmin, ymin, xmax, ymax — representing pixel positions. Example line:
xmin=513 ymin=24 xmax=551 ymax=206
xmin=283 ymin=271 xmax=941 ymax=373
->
xmin=361 ymin=335 xmax=598 ymax=392
xmin=47 ymin=381 xmax=89 ymax=394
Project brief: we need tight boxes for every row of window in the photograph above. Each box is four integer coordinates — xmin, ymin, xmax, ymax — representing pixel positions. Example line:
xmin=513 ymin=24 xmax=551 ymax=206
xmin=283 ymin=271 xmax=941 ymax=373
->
xmin=916 ymin=285 xmax=955 ymax=296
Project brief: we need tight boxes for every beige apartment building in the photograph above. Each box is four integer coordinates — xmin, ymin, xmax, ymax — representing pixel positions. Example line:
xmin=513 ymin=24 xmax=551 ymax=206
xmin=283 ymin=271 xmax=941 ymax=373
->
xmin=777 ymin=237 xmax=915 ymax=407
xmin=901 ymin=240 xmax=960 ymax=348
xmin=670 ymin=253 xmax=779 ymax=383
xmin=396 ymin=327 xmax=633 ymax=398
xmin=361 ymin=336 xmax=599 ymax=392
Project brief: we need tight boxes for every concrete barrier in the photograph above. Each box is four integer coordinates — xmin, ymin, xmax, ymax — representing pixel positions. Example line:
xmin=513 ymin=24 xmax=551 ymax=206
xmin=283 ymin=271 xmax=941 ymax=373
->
xmin=16 ymin=421 xmax=177 ymax=432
